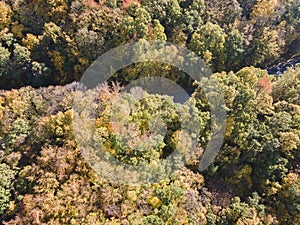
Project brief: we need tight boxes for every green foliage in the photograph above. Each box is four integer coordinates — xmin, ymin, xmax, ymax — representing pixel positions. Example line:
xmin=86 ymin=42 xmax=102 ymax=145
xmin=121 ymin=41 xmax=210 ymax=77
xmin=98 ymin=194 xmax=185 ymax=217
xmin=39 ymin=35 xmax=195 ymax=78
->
xmin=189 ymin=22 xmax=226 ymax=71
xmin=224 ymin=30 xmax=244 ymax=71
xmin=0 ymin=32 xmax=50 ymax=88
xmin=0 ymin=66 xmax=298 ymax=224
xmin=181 ymin=0 xmax=205 ymax=35
xmin=0 ymin=45 xmax=10 ymax=76
xmin=154 ymin=184 xmax=185 ymax=205
xmin=272 ymin=66 xmax=300 ymax=105
xmin=0 ymin=163 xmax=16 ymax=215
xmin=144 ymin=215 xmax=165 ymax=225
xmin=95 ymin=91 xmax=178 ymax=166
xmin=252 ymin=28 xmax=284 ymax=66
xmin=122 ymin=3 xmax=151 ymax=40
xmin=0 ymin=0 xmax=298 ymax=88
xmin=283 ymin=0 xmax=300 ymax=28
xmin=0 ymin=1 xmax=299 ymax=224
xmin=277 ymin=173 xmax=300 ymax=224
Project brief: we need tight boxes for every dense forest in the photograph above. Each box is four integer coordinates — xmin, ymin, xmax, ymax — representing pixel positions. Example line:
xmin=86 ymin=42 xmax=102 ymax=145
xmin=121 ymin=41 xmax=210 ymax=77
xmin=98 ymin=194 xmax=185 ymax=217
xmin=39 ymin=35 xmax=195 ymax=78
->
xmin=0 ymin=0 xmax=299 ymax=224
xmin=0 ymin=0 xmax=299 ymax=88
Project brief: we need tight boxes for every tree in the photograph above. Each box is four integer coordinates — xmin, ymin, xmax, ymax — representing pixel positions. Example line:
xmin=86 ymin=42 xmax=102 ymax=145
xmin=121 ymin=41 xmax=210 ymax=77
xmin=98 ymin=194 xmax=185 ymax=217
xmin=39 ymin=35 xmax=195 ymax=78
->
xmin=250 ymin=28 xmax=284 ymax=67
xmin=0 ymin=45 xmax=10 ymax=77
xmin=121 ymin=3 xmax=151 ymax=40
xmin=204 ymin=0 xmax=242 ymax=28
xmin=277 ymin=173 xmax=300 ymax=224
xmin=224 ymin=29 xmax=245 ymax=71
xmin=46 ymin=0 xmax=70 ymax=25
xmin=180 ymin=0 xmax=205 ymax=36
xmin=151 ymin=19 xmax=167 ymax=41
xmin=250 ymin=0 xmax=279 ymax=23
xmin=189 ymin=22 xmax=226 ymax=71
xmin=0 ymin=33 xmax=49 ymax=88
xmin=237 ymin=0 xmax=257 ymax=18
xmin=37 ymin=22 xmax=79 ymax=84
xmin=0 ymin=163 xmax=16 ymax=217
xmin=0 ymin=2 xmax=12 ymax=30
xmin=272 ymin=66 xmax=300 ymax=105
xmin=11 ymin=0 xmax=50 ymax=35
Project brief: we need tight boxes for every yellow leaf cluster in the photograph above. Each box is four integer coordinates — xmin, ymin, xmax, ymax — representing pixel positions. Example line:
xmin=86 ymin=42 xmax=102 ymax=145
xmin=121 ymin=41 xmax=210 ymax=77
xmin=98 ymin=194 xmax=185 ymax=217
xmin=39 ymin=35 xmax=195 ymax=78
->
xmin=48 ymin=50 xmax=64 ymax=73
xmin=22 ymin=34 xmax=40 ymax=50
xmin=0 ymin=2 xmax=12 ymax=30
xmin=251 ymin=0 xmax=278 ymax=21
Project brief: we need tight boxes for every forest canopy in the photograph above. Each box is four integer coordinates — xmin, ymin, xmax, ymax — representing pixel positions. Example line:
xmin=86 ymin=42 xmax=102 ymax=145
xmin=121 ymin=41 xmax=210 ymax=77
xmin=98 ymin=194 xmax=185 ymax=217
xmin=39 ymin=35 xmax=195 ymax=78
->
xmin=0 ymin=0 xmax=299 ymax=89
xmin=0 ymin=0 xmax=299 ymax=225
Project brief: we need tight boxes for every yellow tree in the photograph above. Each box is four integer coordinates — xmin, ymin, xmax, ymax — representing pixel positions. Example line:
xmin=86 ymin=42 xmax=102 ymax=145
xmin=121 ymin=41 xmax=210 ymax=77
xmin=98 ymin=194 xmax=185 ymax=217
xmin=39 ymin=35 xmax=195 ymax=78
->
xmin=253 ymin=28 xmax=284 ymax=66
xmin=47 ymin=0 xmax=70 ymax=24
xmin=251 ymin=0 xmax=278 ymax=22
xmin=0 ymin=2 xmax=12 ymax=30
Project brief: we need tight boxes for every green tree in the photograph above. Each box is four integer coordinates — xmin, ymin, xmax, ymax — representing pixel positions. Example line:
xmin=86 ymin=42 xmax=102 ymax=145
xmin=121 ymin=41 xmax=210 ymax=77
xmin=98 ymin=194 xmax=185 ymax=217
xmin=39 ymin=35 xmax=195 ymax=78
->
xmin=180 ymin=0 xmax=205 ymax=36
xmin=151 ymin=19 xmax=167 ymax=41
xmin=0 ymin=45 xmax=10 ymax=77
xmin=252 ymin=28 xmax=284 ymax=66
xmin=0 ymin=33 xmax=48 ymax=88
xmin=121 ymin=3 xmax=151 ymax=40
xmin=272 ymin=66 xmax=300 ymax=105
xmin=0 ymin=163 xmax=16 ymax=216
xmin=189 ymin=22 xmax=226 ymax=71
xmin=277 ymin=173 xmax=300 ymax=224
xmin=224 ymin=30 xmax=245 ymax=71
